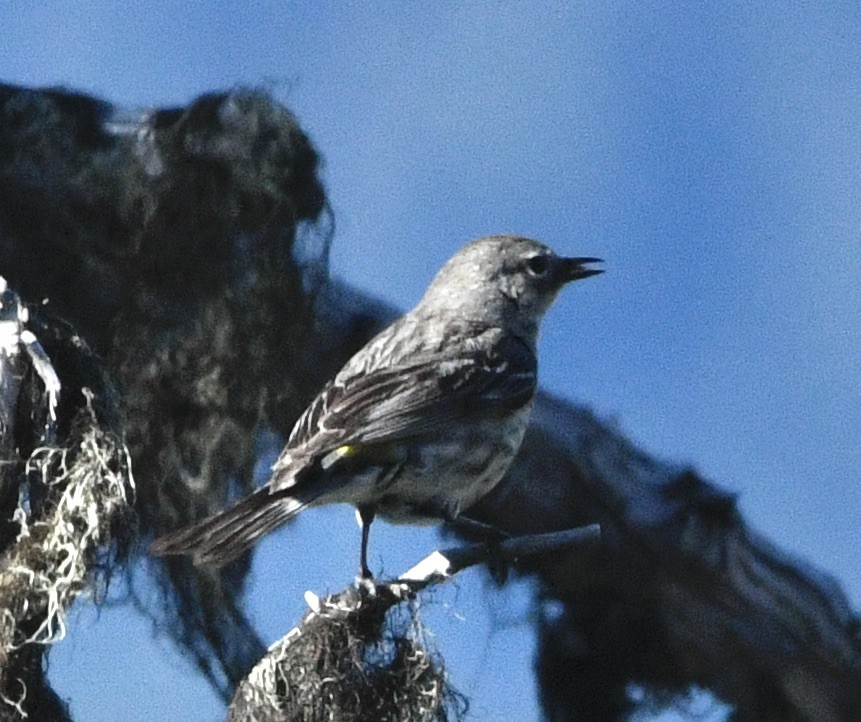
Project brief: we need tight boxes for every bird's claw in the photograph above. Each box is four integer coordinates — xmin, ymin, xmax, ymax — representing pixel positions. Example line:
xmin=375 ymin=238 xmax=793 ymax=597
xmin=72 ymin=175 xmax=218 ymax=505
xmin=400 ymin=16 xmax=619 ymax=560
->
xmin=485 ymin=539 xmax=510 ymax=586
xmin=354 ymin=572 xmax=378 ymax=597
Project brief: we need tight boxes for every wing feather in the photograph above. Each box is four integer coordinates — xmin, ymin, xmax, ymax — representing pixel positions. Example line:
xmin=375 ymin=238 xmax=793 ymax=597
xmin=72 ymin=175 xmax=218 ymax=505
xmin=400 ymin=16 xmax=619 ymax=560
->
xmin=271 ymin=329 xmax=536 ymax=488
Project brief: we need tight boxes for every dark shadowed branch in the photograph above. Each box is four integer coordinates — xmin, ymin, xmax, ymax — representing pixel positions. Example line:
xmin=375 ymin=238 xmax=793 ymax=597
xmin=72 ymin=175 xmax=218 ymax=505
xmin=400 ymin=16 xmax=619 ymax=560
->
xmin=472 ymin=396 xmax=861 ymax=721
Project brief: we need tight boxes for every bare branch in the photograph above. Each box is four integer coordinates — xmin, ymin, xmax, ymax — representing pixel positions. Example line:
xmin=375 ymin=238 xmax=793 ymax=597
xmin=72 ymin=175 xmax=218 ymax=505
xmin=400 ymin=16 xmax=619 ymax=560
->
xmin=399 ymin=523 xmax=601 ymax=587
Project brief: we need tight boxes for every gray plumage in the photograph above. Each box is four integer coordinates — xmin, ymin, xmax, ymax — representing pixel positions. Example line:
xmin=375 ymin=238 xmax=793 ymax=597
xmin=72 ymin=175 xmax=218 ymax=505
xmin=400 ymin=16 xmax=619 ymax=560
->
xmin=150 ymin=235 xmax=602 ymax=576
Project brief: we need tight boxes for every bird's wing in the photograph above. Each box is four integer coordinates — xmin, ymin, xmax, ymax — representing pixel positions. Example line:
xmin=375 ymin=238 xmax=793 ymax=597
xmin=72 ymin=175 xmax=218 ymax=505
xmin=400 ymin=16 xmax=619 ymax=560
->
xmin=271 ymin=330 xmax=536 ymax=487
xmin=346 ymin=335 xmax=537 ymax=443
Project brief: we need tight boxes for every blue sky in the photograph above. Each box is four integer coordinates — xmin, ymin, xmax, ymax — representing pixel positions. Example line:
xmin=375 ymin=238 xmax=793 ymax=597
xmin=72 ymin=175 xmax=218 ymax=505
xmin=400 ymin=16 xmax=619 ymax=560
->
xmin=4 ymin=3 xmax=860 ymax=720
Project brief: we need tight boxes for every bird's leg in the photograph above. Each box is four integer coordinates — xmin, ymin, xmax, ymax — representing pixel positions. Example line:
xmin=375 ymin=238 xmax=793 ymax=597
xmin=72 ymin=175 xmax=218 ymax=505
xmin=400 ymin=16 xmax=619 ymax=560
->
xmin=411 ymin=498 xmax=515 ymax=583
xmin=449 ymin=514 xmax=511 ymax=543
xmin=356 ymin=505 xmax=376 ymax=580
xmin=420 ymin=500 xmax=512 ymax=584
xmin=417 ymin=498 xmax=511 ymax=542
xmin=450 ymin=512 xmax=512 ymax=585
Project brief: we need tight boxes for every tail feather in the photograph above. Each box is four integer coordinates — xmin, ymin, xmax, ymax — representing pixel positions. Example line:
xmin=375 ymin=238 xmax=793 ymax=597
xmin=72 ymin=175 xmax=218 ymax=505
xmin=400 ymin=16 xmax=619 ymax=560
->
xmin=149 ymin=486 xmax=311 ymax=566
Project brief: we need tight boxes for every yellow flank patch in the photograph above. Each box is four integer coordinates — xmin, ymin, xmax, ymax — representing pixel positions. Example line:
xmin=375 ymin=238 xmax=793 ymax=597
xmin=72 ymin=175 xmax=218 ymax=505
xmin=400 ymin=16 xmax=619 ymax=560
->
xmin=321 ymin=444 xmax=361 ymax=471
xmin=320 ymin=443 xmax=401 ymax=472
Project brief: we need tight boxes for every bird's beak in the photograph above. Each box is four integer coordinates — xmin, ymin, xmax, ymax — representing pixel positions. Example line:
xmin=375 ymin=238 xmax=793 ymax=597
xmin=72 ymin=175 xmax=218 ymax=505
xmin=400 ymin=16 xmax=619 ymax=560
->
xmin=559 ymin=256 xmax=604 ymax=282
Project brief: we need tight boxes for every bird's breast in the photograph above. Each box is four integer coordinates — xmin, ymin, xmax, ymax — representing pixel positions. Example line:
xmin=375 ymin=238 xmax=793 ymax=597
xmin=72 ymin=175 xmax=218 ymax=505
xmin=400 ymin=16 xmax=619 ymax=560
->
xmin=373 ymin=403 xmax=533 ymax=524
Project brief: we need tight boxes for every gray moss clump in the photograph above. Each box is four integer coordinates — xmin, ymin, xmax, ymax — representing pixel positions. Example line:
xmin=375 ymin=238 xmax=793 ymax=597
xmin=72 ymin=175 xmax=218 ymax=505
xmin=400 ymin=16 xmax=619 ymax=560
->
xmin=0 ymin=403 xmax=134 ymax=717
xmin=229 ymin=587 xmax=467 ymax=722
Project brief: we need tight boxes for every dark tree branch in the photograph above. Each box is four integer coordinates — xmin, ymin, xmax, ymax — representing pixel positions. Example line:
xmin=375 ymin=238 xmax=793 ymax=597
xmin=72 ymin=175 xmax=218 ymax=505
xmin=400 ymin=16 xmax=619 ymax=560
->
xmin=472 ymin=396 xmax=861 ymax=721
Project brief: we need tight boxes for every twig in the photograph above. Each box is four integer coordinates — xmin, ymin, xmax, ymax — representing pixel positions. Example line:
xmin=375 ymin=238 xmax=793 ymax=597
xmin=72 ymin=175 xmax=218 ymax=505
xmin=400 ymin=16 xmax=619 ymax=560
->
xmin=397 ymin=523 xmax=601 ymax=590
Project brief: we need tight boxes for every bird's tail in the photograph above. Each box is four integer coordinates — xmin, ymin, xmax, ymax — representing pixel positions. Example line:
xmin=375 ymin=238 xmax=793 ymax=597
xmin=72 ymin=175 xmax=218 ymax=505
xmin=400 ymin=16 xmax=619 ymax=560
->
xmin=149 ymin=486 xmax=312 ymax=567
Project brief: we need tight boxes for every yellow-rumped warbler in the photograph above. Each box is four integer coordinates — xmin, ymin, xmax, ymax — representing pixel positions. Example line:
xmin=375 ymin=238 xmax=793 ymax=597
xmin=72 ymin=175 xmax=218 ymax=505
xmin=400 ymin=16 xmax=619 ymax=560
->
xmin=150 ymin=235 xmax=602 ymax=577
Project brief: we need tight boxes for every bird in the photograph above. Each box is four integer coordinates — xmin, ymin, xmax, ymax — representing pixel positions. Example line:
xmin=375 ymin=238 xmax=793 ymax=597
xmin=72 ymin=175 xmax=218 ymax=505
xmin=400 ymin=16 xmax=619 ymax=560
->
xmin=150 ymin=235 xmax=602 ymax=578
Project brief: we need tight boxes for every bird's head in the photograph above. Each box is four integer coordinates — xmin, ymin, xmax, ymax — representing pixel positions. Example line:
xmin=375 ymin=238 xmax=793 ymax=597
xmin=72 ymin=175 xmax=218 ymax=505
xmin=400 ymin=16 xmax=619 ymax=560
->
xmin=420 ymin=235 xmax=603 ymax=340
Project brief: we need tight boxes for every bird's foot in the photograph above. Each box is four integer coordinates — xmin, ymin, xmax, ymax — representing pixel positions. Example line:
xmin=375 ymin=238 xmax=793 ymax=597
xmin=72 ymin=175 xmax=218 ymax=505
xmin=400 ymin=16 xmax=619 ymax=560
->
xmin=447 ymin=514 xmax=512 ymax=584
xmin=484 ymin=538 xmax=511 ymax=585
xmin=354 ymin=570 xmax=378 ymax=597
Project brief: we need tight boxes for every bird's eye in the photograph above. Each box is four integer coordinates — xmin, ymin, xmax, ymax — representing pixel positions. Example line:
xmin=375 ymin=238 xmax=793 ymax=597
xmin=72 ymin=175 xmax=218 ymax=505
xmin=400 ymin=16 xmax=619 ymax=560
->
xmin=526 ymin=255 xmax=550 ymax=276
